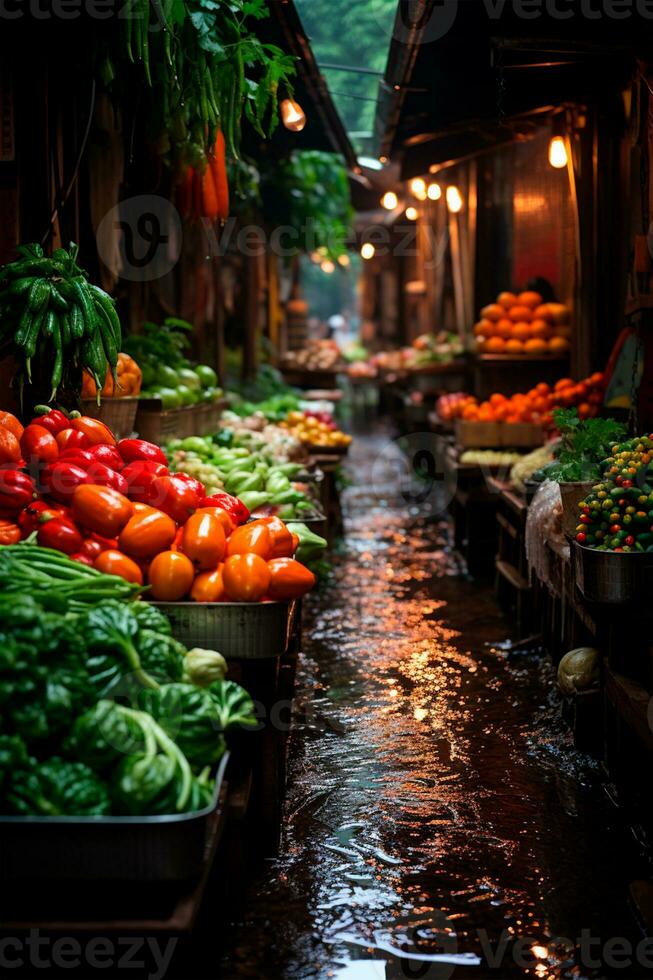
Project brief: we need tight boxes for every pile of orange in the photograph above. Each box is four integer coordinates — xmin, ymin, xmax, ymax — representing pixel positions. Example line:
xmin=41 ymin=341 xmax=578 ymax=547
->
xmin=448 ymin=372 xmax=604 ymax=430
xmin=473 ymin=290 xmax=572 ymax=356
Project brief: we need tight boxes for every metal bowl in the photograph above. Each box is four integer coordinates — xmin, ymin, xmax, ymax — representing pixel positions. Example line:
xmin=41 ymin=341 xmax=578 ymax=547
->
xmin=573 ymin=541 xmax=653 ymax=604
xmin=150 ymin=600 xmax=296 ymax=659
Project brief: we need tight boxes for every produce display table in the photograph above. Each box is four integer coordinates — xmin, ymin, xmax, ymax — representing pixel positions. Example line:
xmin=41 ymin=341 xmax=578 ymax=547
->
xmin=443 ymin=446 xmax=501 ymax=577
xmin=487 ymin=478 xmax=532 ymax=637
xmin=473 ymin=354 xmax=569 ymax=400
xmin=309 ymin=453 xmax=344 ymax=544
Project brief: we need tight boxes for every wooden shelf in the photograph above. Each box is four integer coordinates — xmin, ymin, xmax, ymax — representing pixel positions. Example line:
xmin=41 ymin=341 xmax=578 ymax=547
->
xmin=604 ymin=666 xmax=653 ymax=756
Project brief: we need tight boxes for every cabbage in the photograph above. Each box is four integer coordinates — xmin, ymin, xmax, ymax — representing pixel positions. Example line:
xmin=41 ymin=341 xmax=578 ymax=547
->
xmin=557 ymin=647 xmax=600 ymax=694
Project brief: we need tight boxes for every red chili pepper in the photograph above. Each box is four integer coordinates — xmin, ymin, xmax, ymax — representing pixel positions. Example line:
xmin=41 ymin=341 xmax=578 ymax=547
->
xmin=117 ymin=439 xmax=167 ymax=467
xmin=31 ymin=409 xmax=69 ymax=435
xmin=171 ymin=471 xmax=206 ymax=499
xmin=40 ymin=462 xmax=89 ymax=502
xmin=85 ymin=462 xmax=128 ymax=495
xmin=199 ymin=492 xmax=250 ymax=525
xmin=56 ymin=429 xmax=90 ymax=452
xmin=37 ymin=515 xmax=84 ymax=554
xmin=20 ymin=425 xmax=59 ymax=466
xmin=121 ymin=460 xmax=169 ymax=503
xmin=88 ymin=444 xmax=125 ymax=471
xmin=0 ymin=470 xmax=37 ymax=512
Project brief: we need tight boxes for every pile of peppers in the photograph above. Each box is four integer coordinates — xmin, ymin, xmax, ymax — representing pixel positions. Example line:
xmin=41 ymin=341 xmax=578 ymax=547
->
xmin=0 ymin=407 xmax=317 ymax=603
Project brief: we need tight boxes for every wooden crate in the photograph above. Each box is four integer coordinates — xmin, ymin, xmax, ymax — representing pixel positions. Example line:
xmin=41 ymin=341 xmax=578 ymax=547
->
xmin=134 ymin=401 xmax=198 ymax=443
xmin=455 ymin=419 xmax=544 ymax=449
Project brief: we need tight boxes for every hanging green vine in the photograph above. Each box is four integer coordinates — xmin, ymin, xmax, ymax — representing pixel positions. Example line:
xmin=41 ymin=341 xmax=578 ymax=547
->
xmin=107 ymin=0 xmax=296 ymax=169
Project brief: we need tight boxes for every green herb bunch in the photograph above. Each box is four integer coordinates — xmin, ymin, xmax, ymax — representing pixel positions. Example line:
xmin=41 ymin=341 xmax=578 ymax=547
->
xmin=545 ymin=408 xmax=626 ymax=484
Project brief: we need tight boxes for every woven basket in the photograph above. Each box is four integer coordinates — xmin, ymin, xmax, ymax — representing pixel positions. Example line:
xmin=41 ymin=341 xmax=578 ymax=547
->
xmin=80 ymin=397 xmax=139 ymax=440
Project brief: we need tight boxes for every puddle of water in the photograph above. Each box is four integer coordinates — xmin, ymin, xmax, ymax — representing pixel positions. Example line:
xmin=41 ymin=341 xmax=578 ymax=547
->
xmin=219 ymin=432 xmax=645 ymax=980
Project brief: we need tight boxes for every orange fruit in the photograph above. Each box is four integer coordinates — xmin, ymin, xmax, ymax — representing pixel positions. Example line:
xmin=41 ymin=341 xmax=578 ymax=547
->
xmin=508 ymin=305 xmax=533 ymax=323
xmin=534 ymin=303 xmax=553 ymax=322
xmin=495 ymin=318 xmax=513 ymax=339
xmin=547 ymin=303 xmax=570 ymax=324
xmin=497 ymin=291 xmax=518 ymax=309
xmin=536 ymin=382 xmax=550 ymax=395
xmin=511 ymin=322 xmax=531 ymax=342
xmin=480 ymin=303 xmax=504 ymax=322
xmin=525 ymin=338 xmax=547 ymax=354
xmin=517 ymin=291 xmax=543 ymax=309
xmin=549 ymin=336 xmax=570 ymax=354
xmin=474 ymin=318 xmax=495 ymax=337
xmin=490 ymin=393 xmax=506 ymax=406
xmin=530 ymin=318 xmax=551 ymax=340
xmin=485 ymin=336 xmax=506 ymax=353
xmin=505 ymin=339 xmax=524 ymax=354
xmin=553 ymin=324 xmax=572 ymax=340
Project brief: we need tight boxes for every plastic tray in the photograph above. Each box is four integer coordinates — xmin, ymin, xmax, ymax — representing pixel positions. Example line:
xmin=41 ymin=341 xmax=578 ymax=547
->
xmin=150 ymin=600 xmax=296 ymax=659
xmin=0 ymin=753 xmax=229 ymax=884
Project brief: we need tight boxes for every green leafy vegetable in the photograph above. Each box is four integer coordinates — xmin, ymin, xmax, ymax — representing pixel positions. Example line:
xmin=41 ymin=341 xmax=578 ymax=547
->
xmin=208 ymin=680 xmax=257 ymax=731
xmin=545 ymin=410 xmax=626 ymax=483
xmin=5 ymin=758 xmax=111 ymax=817
xmin=138 ymin=683 xmax=225 ymax=765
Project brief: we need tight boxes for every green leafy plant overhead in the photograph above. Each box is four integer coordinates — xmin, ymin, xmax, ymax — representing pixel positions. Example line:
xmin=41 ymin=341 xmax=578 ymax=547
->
xmin=545 ymin=409 xmax=626 ymax=483
xmin=262 ymin=151 xmax=354 ymax=260
xmin=106 ymin=0 xmax=297 ymax=168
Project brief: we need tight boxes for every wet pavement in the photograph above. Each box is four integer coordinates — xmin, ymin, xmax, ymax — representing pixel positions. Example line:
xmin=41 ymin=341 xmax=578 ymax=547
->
xmin=219 ymin=431 xmax=645 ymax=980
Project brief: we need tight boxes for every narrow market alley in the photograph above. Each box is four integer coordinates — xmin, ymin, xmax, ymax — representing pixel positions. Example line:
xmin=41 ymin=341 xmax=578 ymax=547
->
xmin=219 ymin=430 xmax=644 ymax=980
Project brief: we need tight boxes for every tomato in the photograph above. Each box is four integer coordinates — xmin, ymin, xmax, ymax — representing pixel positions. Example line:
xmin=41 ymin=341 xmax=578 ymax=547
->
xmin=148 ymin=474 xmax=201 ymax=525
xmin=0 ymin=411 xmax=24 ymax=441
xmin=266 ymin=558 xmax=316 ymax=600
xmin=190 ymin=565 xmax=226 ymax=602
xmin=226 ymin=522 xmax=273 ymax=560
xmin=181 ymin=511 xmax=226 ymax=570
xmin=94 ymin=549 xmax=144 ymax=585
xmin=148 ymin=551 xmax=195 ymax=600
xmin=0 ymin=520 xmax=21 ymax=545
xmin=196 ymin=506 xmax=234 ymax=536
xmin=80 ymin=538 xmax=105 ymax=561
xmin=37 ymin=516 xmax=84 ymax=555
xmin=258 ymin=515 xmax=296 ymax=559
xmin=222 ymin=553 xmax=271 ymax=602
xmin=70 ymin=416 xmax=116 ymax=446
xmin=88 ymin=444 xmax=124 ymax=471
xmin=19 ymin=424 xmax=59 ymax=465
xmin=121 ymin=461 xmax=169 ymax=503
xmin=72 ymin=484 xmax=134 ymax=538
xmin=56 ymin=428 xmax=90 ymax=452
xmin=0 ymin=428 xmax=22 ymax=465
xmin=119 ymin=508 xmax=177 ymax=559
xmin=40 ymin=462 xmax=90 ymax=502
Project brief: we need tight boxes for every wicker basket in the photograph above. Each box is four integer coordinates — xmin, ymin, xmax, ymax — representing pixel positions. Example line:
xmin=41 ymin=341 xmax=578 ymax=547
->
xmin=80 ymin=397 xmax=139 ymax=440
xmin=134 ymin=402 xmax=198 ymax=443
xmin=150 ymin=600 xmax=296 ymax=659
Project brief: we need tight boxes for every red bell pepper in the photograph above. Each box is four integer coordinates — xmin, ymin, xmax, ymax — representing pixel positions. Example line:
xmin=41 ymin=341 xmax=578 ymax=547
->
xmin=58 ymin=449 xmax=95 ymax=469
xmin=0 ymin=470 xmax=37 ymax=512
xmin=147 ymin=474 xmax=201 ymax=525
xmin=40 ymin=462 xmax=89 ymax=502
xmin=31 ymin=409 xmax=69 ymax=435
xmin=199 ymin=492 xmax=250 ymax=525
xmin=170 ymin=471 xmax=206 ymax=499
xmin=70 ymin=416 xmax=116 ymax=447
xmin=117 ymin=438 xmax=167 ymax=467
xmin=85 ymin=462 xmax=128 ymax=495
xmin=88 ymin=444 xmax=125 ymax=471
xmin=121 ymin=460 xmax=169 ymax=503
xmin=20 ymin=424 xmax=59 ymax=466
xmin=37 ymin=515 xmax=84 ymax=555
xmin=18 ymin=499 xmax=63 ymax=537
xmin=56 ymin=429 xmax=90 ymax=452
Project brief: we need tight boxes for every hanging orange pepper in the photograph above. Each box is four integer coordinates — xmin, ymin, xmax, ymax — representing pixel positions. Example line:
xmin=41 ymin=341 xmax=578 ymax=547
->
xmin=210 ymin=129 xmax=229 ymax=221
xmin=202 ymin=161 xmax=219 ymax=222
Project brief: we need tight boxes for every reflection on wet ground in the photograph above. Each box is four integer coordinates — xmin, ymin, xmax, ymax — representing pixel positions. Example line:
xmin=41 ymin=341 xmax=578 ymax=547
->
xmin=220 ymin=432 xmax=644 ymax=980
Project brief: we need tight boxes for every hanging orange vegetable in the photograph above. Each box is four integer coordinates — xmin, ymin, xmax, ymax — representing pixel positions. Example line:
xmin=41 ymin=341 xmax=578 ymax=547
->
xmin=209 ymin=130 xmax=230 ymax=222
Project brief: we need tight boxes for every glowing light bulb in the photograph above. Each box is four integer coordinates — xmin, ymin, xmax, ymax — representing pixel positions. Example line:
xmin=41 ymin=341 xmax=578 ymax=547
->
xmin=405 ymin=206 xmax=418 ymax=220
xmin=427 ymin=182 xmax=442 ymax=201
xmin=410 ymin=177 xmax=427 ymax=200
xmin=321 ymin=259 xmax=335 ymax=274
xmin=280 ymin=98 xmax=306 ymax=132
xmin=381 ymin=191 xmax=398 ymax=210
xmin=446 ymin=186 xmax=463 ymax=213
xmin=548 ymin=135 xmax=568 ymax=168
xmin=337 ymin=254 xmax=351 ymax=267
xmin=361 ymin=243 xmax=375 ymax=260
